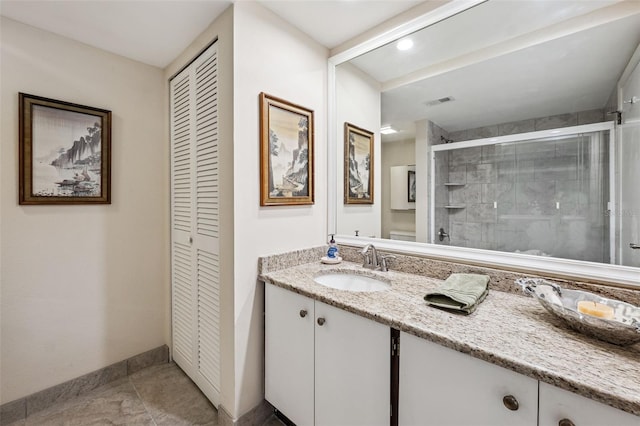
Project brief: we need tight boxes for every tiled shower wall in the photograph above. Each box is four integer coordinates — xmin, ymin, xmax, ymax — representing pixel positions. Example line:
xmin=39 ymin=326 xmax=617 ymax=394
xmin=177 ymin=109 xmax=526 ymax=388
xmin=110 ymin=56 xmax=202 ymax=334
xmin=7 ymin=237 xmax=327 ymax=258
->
xmin=432 ymin=110 xmax=610 ymax=263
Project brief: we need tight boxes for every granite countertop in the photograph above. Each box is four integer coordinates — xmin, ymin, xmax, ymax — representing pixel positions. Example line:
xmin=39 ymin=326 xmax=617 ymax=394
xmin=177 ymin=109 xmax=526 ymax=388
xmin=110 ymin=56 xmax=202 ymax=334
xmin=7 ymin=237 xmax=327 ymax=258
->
xmin=260 ymin=260 xmax=640 ymax=416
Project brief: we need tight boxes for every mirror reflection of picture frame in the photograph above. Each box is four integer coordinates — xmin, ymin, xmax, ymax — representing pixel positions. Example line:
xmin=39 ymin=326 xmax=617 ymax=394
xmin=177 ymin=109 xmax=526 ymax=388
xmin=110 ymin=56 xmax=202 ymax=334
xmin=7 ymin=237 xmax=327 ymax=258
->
xmin=19 ymin=93 xmax=111 ymax=205
xmin=407 ymin=170 xmax=416 ymax=202
xmin=344 ymin=122 xmax=374 ymax=204
xmin=259 ymin=92 xmax=314 ymax=206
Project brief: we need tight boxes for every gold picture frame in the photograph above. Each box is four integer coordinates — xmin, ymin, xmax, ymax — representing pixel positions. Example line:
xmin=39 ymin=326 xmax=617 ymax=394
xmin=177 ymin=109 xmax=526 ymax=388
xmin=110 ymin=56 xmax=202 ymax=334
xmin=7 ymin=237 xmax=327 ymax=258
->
xmin=344 ymin=122 xmax=374 ymax=204
xmin=19 ymin=93 xmax=111 ymax=205
xmin=259 ymin=92 xmax=314 ymax=206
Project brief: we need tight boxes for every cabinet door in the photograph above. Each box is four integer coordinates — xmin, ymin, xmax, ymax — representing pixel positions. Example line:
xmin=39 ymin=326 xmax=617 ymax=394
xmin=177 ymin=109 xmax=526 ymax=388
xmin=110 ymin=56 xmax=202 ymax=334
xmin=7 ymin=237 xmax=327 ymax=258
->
xmin=315 ymin=302 xmax=390 ymax=426
xmin=539 ymin=381 xmax=639 ymax=426
xmin=399 ymin=332 xmax=537 ymax=426
xmin=265 ymin=284 xmax=315 ymax=426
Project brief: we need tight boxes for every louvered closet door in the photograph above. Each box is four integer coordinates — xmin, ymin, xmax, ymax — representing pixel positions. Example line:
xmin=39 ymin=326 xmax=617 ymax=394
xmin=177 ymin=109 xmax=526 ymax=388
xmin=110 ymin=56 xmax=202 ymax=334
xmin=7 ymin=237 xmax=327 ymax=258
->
xmin=170 ymin=42 xmax=220 ymax=406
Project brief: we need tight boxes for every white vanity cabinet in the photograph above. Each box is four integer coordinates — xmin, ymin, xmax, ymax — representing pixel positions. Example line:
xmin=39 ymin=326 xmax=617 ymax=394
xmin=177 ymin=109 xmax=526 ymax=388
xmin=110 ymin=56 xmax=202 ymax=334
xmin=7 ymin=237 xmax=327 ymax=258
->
xmin=265 ymin=283 xmax=390 ymax=426
xmin=398 ymin=332 xmax=538 ymax=426
xmin=539 ymin=382 xmax=640 ymax=426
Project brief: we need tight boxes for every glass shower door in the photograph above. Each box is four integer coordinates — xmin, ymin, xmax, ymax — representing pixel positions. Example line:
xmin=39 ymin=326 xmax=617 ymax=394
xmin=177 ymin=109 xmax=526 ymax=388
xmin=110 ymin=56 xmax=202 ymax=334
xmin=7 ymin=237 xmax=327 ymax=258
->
xmin=494 ymin=132 xmax=610 ymax=262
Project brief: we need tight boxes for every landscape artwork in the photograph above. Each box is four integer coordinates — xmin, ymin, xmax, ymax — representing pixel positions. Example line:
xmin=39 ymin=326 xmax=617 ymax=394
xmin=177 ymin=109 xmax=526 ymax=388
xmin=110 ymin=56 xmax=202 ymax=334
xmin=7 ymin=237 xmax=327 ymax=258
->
xmin=344 ymin=122 xmax=374 ymax=204
xmin=408 ymin=170 xmax=416 ymax=202
xmin=19 ymin=93 xmax=111 ymax=204
xmin=260 ymin=93 xmax=314 ymax=206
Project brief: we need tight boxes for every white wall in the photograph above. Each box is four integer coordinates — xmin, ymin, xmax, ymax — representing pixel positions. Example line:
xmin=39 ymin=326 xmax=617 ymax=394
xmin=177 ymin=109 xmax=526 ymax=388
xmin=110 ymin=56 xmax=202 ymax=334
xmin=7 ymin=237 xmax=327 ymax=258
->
xmin=336 ymin=63 xmax=381 ymax=238
xmin=381 ymin=139 xmax=416 ymax=239
xmin=163 ymin=5 xmax=236 ymax=413
xmin=0 ymin=17 xmax=168 ymax=403
xmin=232 ymin=2 xmax=328 ymax=418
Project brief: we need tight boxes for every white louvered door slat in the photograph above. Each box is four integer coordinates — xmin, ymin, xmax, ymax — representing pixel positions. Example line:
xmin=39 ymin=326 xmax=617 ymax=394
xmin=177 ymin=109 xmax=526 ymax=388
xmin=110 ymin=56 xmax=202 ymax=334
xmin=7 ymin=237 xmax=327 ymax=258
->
xmin=170 ymin=42 xmax=220 ymax=407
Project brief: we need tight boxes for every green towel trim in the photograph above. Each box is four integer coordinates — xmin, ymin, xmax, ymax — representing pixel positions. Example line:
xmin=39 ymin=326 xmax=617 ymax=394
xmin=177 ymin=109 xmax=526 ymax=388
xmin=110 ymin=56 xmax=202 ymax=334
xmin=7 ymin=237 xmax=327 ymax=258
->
xmin=424 ymin=273 xmax=490 ymax=315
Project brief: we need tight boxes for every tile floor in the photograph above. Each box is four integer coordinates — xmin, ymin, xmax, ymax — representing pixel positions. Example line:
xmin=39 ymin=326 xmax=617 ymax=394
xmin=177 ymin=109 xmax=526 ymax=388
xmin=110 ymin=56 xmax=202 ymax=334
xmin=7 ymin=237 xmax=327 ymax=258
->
xmin=5 ymin=362 xmax=283 ymax=426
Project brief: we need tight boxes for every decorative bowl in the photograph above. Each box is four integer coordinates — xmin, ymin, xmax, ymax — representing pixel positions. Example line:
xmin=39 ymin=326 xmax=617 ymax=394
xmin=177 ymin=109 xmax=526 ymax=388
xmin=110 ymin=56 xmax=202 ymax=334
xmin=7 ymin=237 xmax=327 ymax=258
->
xmin=516 ymin=278 xmax=640 ymax=346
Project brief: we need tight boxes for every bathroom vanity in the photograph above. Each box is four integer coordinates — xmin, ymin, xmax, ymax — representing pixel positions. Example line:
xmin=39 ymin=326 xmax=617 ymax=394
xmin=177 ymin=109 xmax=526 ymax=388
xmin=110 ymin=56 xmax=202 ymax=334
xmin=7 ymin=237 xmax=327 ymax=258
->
xmin=260 ymin=249 xmax=640 ymax=426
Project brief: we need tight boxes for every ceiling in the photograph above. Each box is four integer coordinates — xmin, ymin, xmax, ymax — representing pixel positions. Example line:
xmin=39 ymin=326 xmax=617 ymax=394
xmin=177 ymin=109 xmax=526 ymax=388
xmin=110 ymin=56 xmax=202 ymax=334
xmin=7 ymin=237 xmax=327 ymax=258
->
xmin=344 ymin=0 xmax=640 ymax=139
xmin=0 ymin=0 xmax=424 ymax=68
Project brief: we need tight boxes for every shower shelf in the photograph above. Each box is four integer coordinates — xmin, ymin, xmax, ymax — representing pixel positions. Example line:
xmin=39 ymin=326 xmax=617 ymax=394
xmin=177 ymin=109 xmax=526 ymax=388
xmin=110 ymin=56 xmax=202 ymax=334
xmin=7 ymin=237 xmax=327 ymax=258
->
xmin=444 ymin=205 xmax=466 ymax=209
xmin=444 ymin=183 xmax=466 ymax=187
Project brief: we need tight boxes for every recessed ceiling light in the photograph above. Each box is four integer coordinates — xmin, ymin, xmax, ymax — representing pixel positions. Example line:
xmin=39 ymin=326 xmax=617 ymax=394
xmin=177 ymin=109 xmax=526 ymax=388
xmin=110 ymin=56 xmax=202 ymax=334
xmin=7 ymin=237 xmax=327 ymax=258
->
xmin=380 ymin=126 xmax=398 ymax=135
xmin=396 ymin=39 xmax=413 ymax=51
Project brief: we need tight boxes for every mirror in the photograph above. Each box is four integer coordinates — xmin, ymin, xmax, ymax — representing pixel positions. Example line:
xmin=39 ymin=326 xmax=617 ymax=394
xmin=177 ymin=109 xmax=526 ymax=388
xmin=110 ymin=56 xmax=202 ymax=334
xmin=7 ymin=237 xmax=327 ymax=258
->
xmin=331 ymin=0 xmax=640 ymax=283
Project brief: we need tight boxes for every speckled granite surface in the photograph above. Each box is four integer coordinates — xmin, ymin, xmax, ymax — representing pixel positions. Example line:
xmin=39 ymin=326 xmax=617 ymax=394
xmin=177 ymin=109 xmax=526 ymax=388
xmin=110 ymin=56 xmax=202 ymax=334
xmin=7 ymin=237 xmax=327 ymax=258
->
xmin=259 ymin=253 xmax=640 ymax=417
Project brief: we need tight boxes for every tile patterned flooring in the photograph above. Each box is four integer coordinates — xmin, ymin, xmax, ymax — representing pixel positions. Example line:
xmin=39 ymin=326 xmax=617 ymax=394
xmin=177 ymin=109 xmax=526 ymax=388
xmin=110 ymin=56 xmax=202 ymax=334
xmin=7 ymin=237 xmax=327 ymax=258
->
xmin=4 ymin=362 xmax=283 ymax=426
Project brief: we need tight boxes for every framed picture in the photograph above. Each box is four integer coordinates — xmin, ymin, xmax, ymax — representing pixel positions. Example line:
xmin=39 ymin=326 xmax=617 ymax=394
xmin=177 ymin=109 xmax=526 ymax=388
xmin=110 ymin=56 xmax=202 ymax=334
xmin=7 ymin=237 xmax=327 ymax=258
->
xmin=19 ymin=93 xmax=111 ymax=205
xmin=260 ymin=93 xmax=314 ymax=206
xmin=344 ymin=122 xmax=374 ymax=204
xmin=408 ymin=170 xmax=416 ymax=202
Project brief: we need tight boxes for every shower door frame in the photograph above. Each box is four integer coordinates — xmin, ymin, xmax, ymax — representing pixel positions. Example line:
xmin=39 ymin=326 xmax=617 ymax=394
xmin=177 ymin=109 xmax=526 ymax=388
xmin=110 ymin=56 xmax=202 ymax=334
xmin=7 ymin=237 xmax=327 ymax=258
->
xmin=429 ymin=121 xmax=616 ymax=263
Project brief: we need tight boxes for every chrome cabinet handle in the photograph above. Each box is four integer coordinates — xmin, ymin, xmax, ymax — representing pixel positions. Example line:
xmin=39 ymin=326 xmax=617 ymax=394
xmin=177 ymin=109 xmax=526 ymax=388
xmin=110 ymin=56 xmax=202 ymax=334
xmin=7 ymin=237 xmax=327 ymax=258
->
xmin=299 ymin=309 xmax=307 ymax=318
xmin=558 ymin=419 xmax=575 ymax=426
xmin=502 ymin=395 xmax=519 ymax=411
xmin=317 ymin=317 xmax=326 ymax=326
xmin=630 ymin=243 xmax=640 ymax=250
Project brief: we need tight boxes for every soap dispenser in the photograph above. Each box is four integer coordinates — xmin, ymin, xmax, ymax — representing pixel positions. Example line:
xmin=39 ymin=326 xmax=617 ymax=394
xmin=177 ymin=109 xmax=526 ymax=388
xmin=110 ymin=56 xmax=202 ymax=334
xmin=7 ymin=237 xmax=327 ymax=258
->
xmin=322 ymin=234 xmax=342 ymax=264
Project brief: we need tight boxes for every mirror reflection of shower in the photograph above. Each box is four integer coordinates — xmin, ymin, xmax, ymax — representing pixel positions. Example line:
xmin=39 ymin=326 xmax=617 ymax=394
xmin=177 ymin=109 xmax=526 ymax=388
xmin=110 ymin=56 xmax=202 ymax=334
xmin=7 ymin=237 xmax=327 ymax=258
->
xmin=430 ymin=123 xmax=613 ymax=263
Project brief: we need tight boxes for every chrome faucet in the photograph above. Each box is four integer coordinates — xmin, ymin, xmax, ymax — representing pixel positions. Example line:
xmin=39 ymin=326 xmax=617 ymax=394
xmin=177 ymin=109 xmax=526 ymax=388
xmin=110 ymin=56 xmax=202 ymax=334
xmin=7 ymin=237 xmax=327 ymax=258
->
xmin=361 ymin=244 xmax=379 ymax=269
xmin=361 ymin=244 xmax=396 ymax=271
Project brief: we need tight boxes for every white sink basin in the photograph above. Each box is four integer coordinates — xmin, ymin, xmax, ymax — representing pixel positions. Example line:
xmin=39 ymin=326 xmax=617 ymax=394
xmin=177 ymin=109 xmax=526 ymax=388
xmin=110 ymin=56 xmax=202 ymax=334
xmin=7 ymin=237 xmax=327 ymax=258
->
xmin=314 ymin=273 xmax=390 ymax=292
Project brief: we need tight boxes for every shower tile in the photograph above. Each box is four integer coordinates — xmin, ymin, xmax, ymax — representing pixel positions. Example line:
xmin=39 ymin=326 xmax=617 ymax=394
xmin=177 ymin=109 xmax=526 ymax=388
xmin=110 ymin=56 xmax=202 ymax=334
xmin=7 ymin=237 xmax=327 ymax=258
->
xmin=451 ymin=222 xmax=465 ymax=241
xmin=450 ymin=184 xmax=481 ymax=205
xmin=494 ymin=144 xmax=516 ymax=159
xmin=470 ymin=240 xmax=494 ymax=250
xmin=515 ymin=140 xmax=556 ymax=161
xmin=449 ymin=147 xmax=481 ymax=166
xmin=558 ymin=201 xmax=578 ymax=216
xmin=535 ymin=113 xmax=577 ymax=130
xmin=481 ymin=223 xmax=496 ymax=242
xmin=482 ymin=183 xmax=513 ymax=205
xmin=533 ymin=156 xmax=577 ymax=181
xmin=466 ymin=203 xmax=496 ymax=223
xmin=516 ymin=159 xmax=535 ymax=181
xmin=448 ymin=129 xmax=468 ymax=142
xmin=448 ymin=208 xmax=467 ymax=222
xmin=555 ymin=138 xmax=580 ymax=156
xmin=448 ymin=165 xmax=466 ymax=183
xmin=482 ymin=184 xmax=495 ymax=203
xmin=498 ymin=119 xmax=535 ymax=136
xmin=555 ymin=180 xmax=580 ymax=203
xmin=497 ymin=160 xmax=517 ymax=182
xmin=482 ymin=144 xmax=515 ymax=163
xmin=516 ymin=180 xmax=555 ymax=205
xmin=467 ymin=164 xmax=495 ymax=184
xmin=577 ymin=109 xmax=604 ymax=125
xmin=466 ymin=125 xmax=499 ymax=140
xmin=465 ymin=222 xmax=483 ymax=241
xmin=435 ymin=186 xmax=448 ymax=206
xmin=497 ymin=200 xmax=516 ymax=216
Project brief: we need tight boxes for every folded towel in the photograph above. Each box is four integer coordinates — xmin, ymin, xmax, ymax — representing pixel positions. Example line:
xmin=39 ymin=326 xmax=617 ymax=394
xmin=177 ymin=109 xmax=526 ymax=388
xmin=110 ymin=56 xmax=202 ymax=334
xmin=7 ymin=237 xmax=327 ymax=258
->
xmin=424 ymin=273 xmax=490 ymax=314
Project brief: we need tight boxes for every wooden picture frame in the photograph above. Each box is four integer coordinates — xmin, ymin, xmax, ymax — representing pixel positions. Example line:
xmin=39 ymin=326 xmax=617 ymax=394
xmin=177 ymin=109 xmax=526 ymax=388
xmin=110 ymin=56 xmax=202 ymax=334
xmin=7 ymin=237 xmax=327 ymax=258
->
xmin=260 ymin=93 xmax=314 ymax=206
xmin=344 ymin=122 xmax=374 ymax=204
xmin=408 ymin=170 xmax=416 ymax=202
xmin=19 ymin=93 xmax=111 ymax=205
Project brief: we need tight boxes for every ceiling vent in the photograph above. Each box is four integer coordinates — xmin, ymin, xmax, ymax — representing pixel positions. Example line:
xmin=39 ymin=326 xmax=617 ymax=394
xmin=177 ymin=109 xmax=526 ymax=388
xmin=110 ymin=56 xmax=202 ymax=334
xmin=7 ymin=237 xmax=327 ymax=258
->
xmin=424 ymin=96 xmax=455 ymax=107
